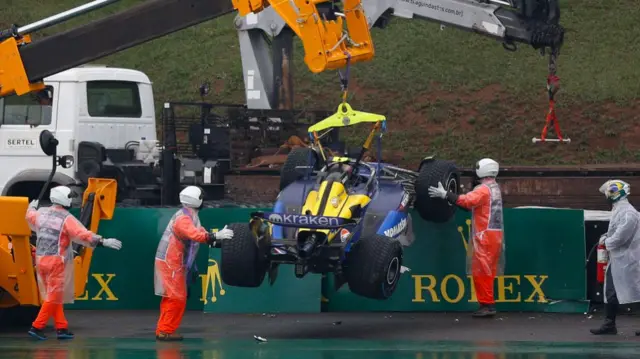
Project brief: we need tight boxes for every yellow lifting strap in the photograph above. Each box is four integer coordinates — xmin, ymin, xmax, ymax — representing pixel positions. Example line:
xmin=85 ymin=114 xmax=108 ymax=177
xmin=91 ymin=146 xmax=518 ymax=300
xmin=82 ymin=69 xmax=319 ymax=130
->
xmin=233 ymin=0 xmax=375 ymax=73
xmin=308 ymin=102 xmax=386 ymax=133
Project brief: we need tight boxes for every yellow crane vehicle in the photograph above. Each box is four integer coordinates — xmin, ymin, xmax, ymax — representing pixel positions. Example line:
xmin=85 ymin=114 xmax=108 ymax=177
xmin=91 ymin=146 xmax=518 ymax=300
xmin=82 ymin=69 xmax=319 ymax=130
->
xmin=0 ymin=129 xmax=117 ymax=326
xmin=0 ymin=0 xmax=564 ymax=324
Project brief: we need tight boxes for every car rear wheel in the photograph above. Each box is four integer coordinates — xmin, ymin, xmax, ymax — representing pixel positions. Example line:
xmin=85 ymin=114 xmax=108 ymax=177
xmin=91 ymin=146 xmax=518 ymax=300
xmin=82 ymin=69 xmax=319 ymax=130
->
xmin=414 ymin=159 xmax=460 ymax=223
xmin=345 ymin=234 xmax=403 ymax=300
xmin=220 ymin=223 xmax=269 ymax=287
xmin=279 ymin=148 xmax=323 ymax=190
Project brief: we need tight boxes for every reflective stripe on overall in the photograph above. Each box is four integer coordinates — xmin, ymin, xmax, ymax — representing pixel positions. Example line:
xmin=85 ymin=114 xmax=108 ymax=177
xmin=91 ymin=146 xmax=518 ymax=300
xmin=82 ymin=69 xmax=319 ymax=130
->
xmin=154 ymin=208 xmax=201 ymax=298
xmin=35 ymin=207 xmax=70 ymax=258
xmin=486 ymin=182 xmax=504 ymax=232
xmin=34 ymin=207 xmax=75 ymax=305
xmin=155 ymin=208 xmax=201 ymax=268
xmin=466 ymin=181 xmax=505 ymax=277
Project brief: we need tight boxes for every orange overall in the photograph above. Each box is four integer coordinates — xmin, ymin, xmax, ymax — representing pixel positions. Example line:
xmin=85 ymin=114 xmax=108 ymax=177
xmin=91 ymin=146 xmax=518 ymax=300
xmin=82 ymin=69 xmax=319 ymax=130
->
xmin=154 ymin=208 xmax=209 ymax=336
xmin=456 ymin=179 xmax=505 ymax=306
xmin=25 ymin=205 xmax=102 ymax=330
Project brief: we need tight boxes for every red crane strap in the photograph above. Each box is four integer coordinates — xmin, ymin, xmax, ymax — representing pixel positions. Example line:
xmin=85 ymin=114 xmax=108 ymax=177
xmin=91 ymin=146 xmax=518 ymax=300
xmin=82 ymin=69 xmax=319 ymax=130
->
xmin=538 ymin=74 xmax=565 ymax=142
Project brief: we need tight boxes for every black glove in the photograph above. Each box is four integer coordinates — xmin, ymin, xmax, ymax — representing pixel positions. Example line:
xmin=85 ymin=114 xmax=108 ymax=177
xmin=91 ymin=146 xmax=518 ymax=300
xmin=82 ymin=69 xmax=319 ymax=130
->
xmin=445 ymin=191 xmax=459 ymax=205
xmin=207 ymin=232 xmax=221 ymax=248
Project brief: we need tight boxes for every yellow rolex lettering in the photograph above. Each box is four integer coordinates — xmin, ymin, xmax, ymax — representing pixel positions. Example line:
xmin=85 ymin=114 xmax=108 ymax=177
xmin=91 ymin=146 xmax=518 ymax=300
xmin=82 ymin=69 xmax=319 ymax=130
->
xmin=440 ymin=274 xmax=465 ymax=303
xmin=409 ymin=273 xmax=549 ymax=306
xmin=91 ymin=274 xmax=118 ymax=301
xmin=524 ymin=275 xmax=548 ymax=303
xmin=497 ymin=275 xmax=521 ymax=303
xmin=412 ymin=275 xmax=440 ymax=303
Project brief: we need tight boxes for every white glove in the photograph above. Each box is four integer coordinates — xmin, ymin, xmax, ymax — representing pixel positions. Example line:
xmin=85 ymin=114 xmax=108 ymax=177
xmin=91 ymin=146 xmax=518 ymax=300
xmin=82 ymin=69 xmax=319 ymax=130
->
xmin=101 ymin=238 xmax=122 ymax=251
xmin=28 ymin=199 xmax=39 ymax=209
xmin=599 ymin=234 xmax=607 ymax=245
xmin=214 ymin=225 xmax=234 ymax=240
xmin=428 ymin=181 xmax=448 ymax=199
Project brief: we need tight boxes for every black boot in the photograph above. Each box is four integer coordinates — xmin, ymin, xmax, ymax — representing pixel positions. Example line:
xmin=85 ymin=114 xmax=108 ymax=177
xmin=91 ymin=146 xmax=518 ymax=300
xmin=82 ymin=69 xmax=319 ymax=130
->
xmin=590 ymin=303 xmax=618 ymax=335
xmin=590 ymin=319 xmax=617 ymax=335
xmin=27 ymin=326 xmax=47 ymax=340
xmin=472 ymin=304 xmax=496 ymax=318
xmin=156 ymin=332 xmax=184 ymax=341
xmin=56 ymin=329 xmax=75 ymax=340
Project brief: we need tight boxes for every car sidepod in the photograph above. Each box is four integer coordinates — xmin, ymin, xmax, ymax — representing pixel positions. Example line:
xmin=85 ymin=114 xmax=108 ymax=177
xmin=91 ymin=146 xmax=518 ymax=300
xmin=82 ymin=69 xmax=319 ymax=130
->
xmin=358 ymin=180 xmax=414 ymax=246
xmin=270 ymin=178 xmax=317 ymax=241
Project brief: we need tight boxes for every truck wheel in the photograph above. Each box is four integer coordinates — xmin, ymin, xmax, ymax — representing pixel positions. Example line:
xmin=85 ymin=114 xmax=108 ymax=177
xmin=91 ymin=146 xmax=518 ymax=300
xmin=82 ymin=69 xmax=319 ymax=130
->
xmin=279 ymin=148 xmax=322 ymax=190
xmin=220 ymin=223 xmax=269 ymax=287
xmin=414 ymin=159 xmax=460 ymax=223
xmin=345 ymin=234 xmax=403 ymax=300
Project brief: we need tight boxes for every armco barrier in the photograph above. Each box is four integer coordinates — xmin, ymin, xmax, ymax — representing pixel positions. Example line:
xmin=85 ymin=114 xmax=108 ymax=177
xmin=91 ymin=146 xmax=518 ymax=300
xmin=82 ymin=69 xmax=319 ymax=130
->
xmin=65 ymin=207 xmax=587 ymax=313
xmin=323 ymin=208 xmax=588 ymax=313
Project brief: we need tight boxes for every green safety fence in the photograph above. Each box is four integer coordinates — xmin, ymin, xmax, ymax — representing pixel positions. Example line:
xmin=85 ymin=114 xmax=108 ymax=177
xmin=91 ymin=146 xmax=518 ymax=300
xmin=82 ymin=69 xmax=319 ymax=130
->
xmin=66 ymin=207 xmax=268 ymax=311
xmin=323 ymin=208 xmax=588 ymax=313
xmin=65 ymin=207 xmax=587 ymax=313
xmin=203 ymin=249 xmax=322 ymax=314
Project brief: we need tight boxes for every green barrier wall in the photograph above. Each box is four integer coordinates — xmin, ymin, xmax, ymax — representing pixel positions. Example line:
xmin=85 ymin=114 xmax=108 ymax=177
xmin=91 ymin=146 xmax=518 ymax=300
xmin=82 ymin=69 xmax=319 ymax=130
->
xmin=67 ymin=208 xmax=205 ymax=310
xmin=202 ymin=249 xmax=322 ymax=313
xmin=323 ymin=208 xmax=588 ymax=313
xmin=67 ymin=207 xmax=270 ymax=311
xmin=65 ymin=207 xmax=587 ymax=314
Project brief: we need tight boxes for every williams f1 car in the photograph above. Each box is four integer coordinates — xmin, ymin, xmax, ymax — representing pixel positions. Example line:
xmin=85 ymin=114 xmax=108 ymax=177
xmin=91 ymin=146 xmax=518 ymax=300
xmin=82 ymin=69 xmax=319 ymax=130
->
xmin=219 ymin=102 xmax=461 ymax=300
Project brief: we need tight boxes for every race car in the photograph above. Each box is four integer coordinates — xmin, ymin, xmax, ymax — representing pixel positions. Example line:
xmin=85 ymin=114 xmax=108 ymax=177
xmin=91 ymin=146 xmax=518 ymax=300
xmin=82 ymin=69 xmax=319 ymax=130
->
xmin=219 ymin=103 xmax=460 ymax=300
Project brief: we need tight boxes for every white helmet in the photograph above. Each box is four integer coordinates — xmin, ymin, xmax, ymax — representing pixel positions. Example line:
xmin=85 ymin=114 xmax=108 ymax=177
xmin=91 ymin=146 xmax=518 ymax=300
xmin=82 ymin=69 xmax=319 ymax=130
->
xmin=50 ymin=186 xmax=73 ymax=207
xmin=599 ymin=179 xmax=630 ymax=203
xmin=179 ymin=186 xmax=203 ymax=209
xmin=475 ymin=158 xmax=499 ymax=178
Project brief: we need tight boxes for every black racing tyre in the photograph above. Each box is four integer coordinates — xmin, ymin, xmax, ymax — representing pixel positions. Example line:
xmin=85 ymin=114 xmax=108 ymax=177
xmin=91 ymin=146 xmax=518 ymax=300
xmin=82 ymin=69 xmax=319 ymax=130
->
xmin=220 ymin=223 xmax=268 ymax=287
xmin=414 ymin=159 xmax=460 ymax=223
xmin=279 ymin=148 xmax=323 ymax=190
xmin=345 ymin=234 xmax=403 ymax=300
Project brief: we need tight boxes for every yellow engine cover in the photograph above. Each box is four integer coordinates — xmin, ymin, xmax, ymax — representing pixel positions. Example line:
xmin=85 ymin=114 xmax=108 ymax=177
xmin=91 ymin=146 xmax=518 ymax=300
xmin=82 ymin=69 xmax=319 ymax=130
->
xmin=301 ymin=179 xmax=370 ymax=243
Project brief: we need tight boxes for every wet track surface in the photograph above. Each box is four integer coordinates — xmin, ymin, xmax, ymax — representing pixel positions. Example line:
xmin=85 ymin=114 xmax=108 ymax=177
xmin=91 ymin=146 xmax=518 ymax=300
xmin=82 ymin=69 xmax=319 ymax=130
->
xmin=1 ymin=311 xmax=639 ymax=358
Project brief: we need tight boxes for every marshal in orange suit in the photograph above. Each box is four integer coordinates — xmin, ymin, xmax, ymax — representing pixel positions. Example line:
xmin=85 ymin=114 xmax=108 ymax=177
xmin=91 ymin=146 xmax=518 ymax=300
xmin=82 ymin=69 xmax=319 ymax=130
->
xmin=154 ymin=186 xmax=234 ymax=341
xmin=428 ymin=158 xmax=505 ymax=318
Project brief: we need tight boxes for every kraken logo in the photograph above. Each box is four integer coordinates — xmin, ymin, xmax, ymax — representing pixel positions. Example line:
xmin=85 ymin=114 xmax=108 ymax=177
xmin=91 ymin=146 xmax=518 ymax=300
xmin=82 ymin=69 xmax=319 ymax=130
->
xmin=268 ymin=213 xmax=283 ymax=223
xmin=201 ymin=258 xmax=226 ymax=304
xmin=457 ymin=219 xmax=471 ymax=252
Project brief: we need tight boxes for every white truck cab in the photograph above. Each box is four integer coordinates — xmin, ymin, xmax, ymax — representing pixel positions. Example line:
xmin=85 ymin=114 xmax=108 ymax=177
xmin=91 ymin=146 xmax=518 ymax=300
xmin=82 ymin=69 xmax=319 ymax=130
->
xmin=0 ymin=65 xmax=158 ymax=199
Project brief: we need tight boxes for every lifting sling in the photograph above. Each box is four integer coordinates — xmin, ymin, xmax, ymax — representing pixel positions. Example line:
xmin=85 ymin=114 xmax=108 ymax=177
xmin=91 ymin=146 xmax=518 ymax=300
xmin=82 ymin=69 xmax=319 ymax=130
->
xmin=533 ymin=47 xmax=570 ymax=144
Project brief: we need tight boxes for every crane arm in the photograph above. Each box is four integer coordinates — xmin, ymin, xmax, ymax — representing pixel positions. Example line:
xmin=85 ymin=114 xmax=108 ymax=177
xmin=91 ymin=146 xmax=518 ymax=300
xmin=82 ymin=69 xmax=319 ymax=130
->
xmin=235 ymin=0 xmax=564 ymax=110
xmin=0 ymin=0 xmax=372 ymax=97
xmin=1 ymin=0 xmax=565 ymax=109
xmin=363 ymin=0 xmax=563 ymax=50
xmin=0 ymin=0 xmax=235 ymax=97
